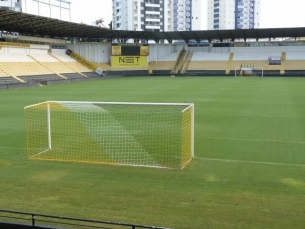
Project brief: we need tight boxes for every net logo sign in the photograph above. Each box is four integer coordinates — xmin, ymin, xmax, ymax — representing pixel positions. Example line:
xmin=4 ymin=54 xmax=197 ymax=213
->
xmin=119 ymin=56 xmax=141 ymax=64
xmin=111 ymin=56 xmax=148 ymax=67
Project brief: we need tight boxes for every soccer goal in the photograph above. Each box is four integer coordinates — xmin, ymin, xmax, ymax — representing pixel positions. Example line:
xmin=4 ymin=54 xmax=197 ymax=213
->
xmin=24 ymin=101 xmax=194 ymax=169
xmin=235 ymin=67 xmax=264 ymax=77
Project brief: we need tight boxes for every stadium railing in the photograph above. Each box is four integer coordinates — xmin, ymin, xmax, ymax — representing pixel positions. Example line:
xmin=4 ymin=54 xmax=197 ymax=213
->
xmin=0 ymin=209 xmax=171 ymax=229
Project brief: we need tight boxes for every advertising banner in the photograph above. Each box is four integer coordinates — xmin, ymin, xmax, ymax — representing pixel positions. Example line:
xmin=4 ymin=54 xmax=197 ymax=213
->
xmin=112 ymin=46 xmax=122 ymax=56
xmin=111 ymin=56 xmax=148 ymax=67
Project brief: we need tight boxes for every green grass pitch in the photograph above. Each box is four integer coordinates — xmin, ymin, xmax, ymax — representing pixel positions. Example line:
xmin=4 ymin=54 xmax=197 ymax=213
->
xmin=0 ymin=77 xmax=304 ymax=229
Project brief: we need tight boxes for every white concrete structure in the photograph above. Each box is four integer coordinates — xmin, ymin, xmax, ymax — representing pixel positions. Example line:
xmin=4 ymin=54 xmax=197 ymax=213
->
xmin=65 ymin=42 xmax=305 ymax=63
xmin=112 ymin=0 xmax=201 ymax=32
xmin=68 ymin=42 xmax=111 ymax=64
xmin=208 ymin=0 xmax=260 ymax=30
xmin=0 ymin=0 xmax=22 ymax=11
xmin=52 ymin=49 xmax=76 ymax=62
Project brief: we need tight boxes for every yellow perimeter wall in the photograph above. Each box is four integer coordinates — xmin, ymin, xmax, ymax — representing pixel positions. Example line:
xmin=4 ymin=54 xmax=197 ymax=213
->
xmin=111 ymin=56 xmax=148 ymax=67
xmin=0 ymin=42 xmax=31 ymax=48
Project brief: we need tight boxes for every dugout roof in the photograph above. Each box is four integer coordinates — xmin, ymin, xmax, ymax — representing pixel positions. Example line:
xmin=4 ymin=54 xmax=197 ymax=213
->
xmin=1 ymin=9 xmax=305 ymax=42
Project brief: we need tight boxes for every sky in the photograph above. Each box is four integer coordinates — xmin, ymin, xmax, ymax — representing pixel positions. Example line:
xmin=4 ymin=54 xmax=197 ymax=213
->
xmin=21 ymin=0 xmax=305 ymax=29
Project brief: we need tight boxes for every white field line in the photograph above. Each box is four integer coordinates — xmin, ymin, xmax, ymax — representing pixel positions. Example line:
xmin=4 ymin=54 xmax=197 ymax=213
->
xmin=0 ymin=146 xmax=26 ymax=150
xmin=0 ymin=129 xmax=22 ymax=137
xmin=31 ymin=149 xmax=50 ymax=158
xmin=201 ymin=136 xmax=305 ymax=145
xmin=195 ymin=111 xmax=296 ymax=118
xmin=0 ymin=146 xmax=303 ymax=168
xmin=196 ymin=157 xmax=305 ymax=168
xmin=195 ymin=108 xmax=299 ymax=118
xmin=24 ymin=101 xmax=47 ymax=109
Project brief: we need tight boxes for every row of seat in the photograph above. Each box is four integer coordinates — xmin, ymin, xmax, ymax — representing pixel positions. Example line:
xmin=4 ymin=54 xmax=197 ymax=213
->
xmin=0 ymin=52 xmax=96 ymax=84
xmin=0 ymin=52 xmax=91 ymax=76
xmin=158 ymin=46 xmax=305 ymax=62
xmin=150 ymin=60 xmax=305 ymax=71
xmin=0 ymin=62 xmax=90 ymax=76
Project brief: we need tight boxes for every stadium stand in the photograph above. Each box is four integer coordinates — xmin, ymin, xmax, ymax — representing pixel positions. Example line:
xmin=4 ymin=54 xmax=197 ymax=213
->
xmin=64 ymin=41 xmax=305 ymax=77
xmin=27 ymin=54 xmax=68 ymax=79
xmin=171 ymin=50 xmax=187 ymax=74
xmin=67 ymin=62 xmax=95 ymax=72
xmin=285 ymin=60 xmax=305 ymax=70
xmin=149 ymin=62 xmax=175 ymax=76
xmin=2 ymin=41 xmax=305 ymax=80
xmin=191 ymin=52 xmax=230 ymax=61
xmin=48 ymin=54 xmax=88 ymax=78
xmin=141 ymin=43 xmax=305 ymax=76
xmin=0 ymin=43 xmax=101 ymax=89
xmin=226 ymin=52 xmax=234 ymax=74
xmin=189 ymin=61 xmax=227 ymax=70
xmin=19 ymin=74 xmax=62 ymax=84
xmin=0 ymin=76 xmax=19 ymax=85
xmin=2 ymin=30 xmax=305 ymax=83
xmin=180 ymin=51 xmax=194 ymax=74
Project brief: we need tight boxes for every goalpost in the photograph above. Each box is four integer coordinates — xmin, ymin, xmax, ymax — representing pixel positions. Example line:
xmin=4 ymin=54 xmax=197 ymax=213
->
xmin=24 ymin=101 xmax=194 ymax=169
xmin=235 ymin=67 xmax=264 ymax=77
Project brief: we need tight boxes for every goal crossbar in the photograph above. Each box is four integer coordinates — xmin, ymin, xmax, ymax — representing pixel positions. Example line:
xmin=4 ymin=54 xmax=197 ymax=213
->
xmin=25 ymin=101 xmax=194 ymax=109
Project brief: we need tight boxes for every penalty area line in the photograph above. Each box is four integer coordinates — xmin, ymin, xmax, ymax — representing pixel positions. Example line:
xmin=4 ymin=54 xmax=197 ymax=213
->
xmin=201 ymin=136 xmax=305 ymax=145
xmin=0 ymin=146 xmax=26 ymax=150
xmin=0 ymin=129 xmax=22 ymax=137
xmin=196 ymin=157 xmax=305 ymax=167
xmin=31 ymin=149 xmax=50 ymax=158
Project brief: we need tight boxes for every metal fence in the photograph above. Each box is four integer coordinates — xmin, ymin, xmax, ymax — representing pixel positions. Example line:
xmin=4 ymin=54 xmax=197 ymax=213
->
xmin=0 ymin=209 xmax=171 ymax=229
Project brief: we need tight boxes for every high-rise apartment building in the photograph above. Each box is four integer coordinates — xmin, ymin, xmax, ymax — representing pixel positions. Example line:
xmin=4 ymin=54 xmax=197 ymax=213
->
xmin=208 ymin=0 xmax=260 ymax=30
xmin=112 ymin=0 xmax=201 ymax=32
xmin=191 ymin=0 xmax=201 ymax=30
xmin=0 ymin=0 xmax=22 ymax=11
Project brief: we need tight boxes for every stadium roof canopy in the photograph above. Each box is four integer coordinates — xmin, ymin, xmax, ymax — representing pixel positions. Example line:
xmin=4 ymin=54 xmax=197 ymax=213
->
xmin=1 ymin=9 xmax=305 ymax=43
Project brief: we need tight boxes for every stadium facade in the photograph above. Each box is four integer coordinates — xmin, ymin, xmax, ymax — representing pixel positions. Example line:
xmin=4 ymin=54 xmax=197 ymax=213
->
xmin=0 ymin=0 xmax=22 ymax=11
xmin=208 ymin=0 xmax=260 ymax=30
xmin=112 ymin=0 xmax=201 ymax=32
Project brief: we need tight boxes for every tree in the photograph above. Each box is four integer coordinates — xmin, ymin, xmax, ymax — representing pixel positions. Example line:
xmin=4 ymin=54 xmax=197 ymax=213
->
xmin=95 ymin=18 xmax=105 ymax=27
xmin=108 ymin=21 xmax=112 ymax=30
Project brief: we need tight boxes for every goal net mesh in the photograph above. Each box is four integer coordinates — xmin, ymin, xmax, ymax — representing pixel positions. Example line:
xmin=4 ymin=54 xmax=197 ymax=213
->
xmin=25 ymin=102 xmax=194 ymax=169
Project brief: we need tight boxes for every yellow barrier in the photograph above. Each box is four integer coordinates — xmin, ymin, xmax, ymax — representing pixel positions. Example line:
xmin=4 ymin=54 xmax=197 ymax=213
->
xmin=68 ymin=51 xmax=98 ymax=71
xmin=0 ymin=42 xmax=30 ymax=48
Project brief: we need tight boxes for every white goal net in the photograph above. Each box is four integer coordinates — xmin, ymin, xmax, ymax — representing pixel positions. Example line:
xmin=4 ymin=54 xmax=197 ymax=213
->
xmin=25 ymin=101 xmax=194 ymax=169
